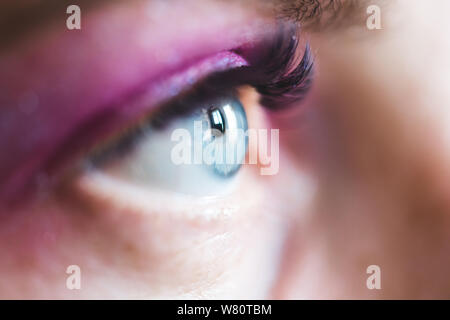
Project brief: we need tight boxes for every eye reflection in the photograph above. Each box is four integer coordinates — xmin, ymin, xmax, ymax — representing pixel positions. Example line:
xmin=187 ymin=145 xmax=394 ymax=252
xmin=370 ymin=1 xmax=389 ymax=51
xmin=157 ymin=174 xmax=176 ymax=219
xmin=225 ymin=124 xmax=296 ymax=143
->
xmin=208 ymin=107 xmax=226 ymax=136
xmin=205 ymin=99 xmax=248 ymax=177
xmin=205 ymin=97 xmax=248 ymax=177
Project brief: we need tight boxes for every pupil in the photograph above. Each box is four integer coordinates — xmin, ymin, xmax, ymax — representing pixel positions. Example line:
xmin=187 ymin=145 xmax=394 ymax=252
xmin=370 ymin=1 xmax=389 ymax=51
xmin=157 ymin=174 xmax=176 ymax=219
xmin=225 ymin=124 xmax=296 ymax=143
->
xmin=207 ymin=107 xmax=225 ymax=136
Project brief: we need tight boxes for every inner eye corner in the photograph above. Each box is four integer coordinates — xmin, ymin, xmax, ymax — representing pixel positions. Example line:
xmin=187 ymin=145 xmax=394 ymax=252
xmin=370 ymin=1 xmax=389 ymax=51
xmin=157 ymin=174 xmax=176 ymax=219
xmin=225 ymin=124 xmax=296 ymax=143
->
xmin=237 ymin=85 xmax=260 ymax=107
xmin=234 ymin=85 xmax=262 ymax=128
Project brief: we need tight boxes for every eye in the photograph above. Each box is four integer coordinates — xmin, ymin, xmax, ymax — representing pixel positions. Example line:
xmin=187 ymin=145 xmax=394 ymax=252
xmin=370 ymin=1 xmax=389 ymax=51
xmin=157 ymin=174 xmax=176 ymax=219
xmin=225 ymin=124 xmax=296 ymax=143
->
xmin=37 ymin=24 xmax=313 ymax=203
xmin=85 ymin=90 xmax=249 ymax=196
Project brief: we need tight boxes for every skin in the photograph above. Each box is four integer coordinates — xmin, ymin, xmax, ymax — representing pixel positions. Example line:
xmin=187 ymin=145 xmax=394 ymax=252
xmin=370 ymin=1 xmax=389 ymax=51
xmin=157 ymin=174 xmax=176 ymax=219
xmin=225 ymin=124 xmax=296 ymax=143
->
xmin=1 ymin=0 xmax=450 ymax=299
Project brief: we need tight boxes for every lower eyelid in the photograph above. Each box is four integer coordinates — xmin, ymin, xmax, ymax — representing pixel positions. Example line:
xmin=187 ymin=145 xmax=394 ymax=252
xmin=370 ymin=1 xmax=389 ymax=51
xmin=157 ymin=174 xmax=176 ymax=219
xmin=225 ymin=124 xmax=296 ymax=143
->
xmin=71 ymin=167 xmax=262 ymax=223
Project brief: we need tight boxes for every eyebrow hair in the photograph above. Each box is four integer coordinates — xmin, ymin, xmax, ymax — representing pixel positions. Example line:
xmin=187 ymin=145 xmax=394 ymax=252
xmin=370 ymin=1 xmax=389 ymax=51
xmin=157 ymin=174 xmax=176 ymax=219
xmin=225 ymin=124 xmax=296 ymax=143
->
xmin=274 ymin=0 xmax=371 ymax=31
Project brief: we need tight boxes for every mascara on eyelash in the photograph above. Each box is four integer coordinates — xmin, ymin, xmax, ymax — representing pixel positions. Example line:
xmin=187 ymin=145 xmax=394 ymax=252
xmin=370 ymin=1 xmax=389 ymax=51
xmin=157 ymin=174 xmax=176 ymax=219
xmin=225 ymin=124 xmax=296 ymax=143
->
xmin=243 ymin=22 xmax=314 ymax=110
xmin=166 ymin=22 xmax=314 ymax=112
xmin=200 ymin=22 xmax=314 ymax=111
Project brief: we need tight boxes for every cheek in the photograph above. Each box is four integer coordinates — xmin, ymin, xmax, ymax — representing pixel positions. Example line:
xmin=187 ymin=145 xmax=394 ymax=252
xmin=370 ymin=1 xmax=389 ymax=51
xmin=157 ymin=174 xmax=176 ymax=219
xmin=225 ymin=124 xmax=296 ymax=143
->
xmin=0 ymin=165 xmax=286 ymax=298
xmin=68 ymin=169 xmax=286 ymax=299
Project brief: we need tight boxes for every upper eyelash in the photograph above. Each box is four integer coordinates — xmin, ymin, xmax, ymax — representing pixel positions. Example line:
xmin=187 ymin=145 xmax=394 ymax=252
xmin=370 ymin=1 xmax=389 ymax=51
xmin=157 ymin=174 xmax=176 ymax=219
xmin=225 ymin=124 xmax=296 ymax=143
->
xmin=245 ymin=22 xmax=314 ymax=110
xmin=170 ymin=22 xmax=314 ymax=111
xmin=257 ymin=43 xmax=313 ymax=110
xmin=256 ymin=47 xmax=313 ymax=110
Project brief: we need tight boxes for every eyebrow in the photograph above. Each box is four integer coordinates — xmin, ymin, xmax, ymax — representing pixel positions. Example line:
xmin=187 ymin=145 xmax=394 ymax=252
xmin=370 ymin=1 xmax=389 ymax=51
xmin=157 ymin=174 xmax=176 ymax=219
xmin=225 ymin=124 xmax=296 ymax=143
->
xmin=274 ymin=0 xmax=371 ymax=31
